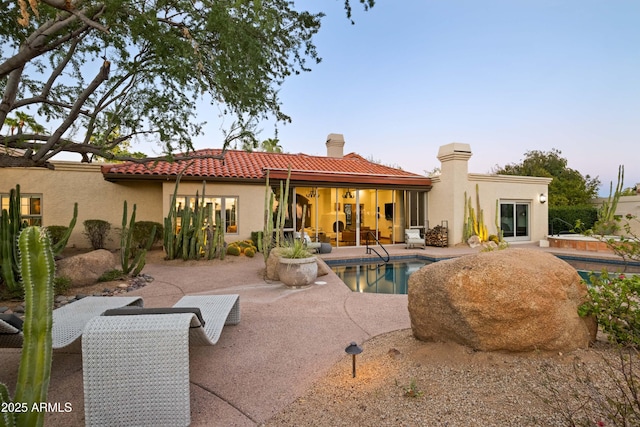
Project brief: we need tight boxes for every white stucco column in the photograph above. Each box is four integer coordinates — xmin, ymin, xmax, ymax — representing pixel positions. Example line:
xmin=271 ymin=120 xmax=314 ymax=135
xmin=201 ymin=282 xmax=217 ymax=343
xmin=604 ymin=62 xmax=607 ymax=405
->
xmin=429 ymin=143 xmax=472 ymax=246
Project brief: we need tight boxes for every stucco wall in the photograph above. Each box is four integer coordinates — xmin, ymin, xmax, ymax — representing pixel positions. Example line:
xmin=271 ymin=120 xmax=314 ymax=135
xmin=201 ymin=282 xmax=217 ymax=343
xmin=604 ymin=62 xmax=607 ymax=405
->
xmin=1 ymin=163 xmax=268 ymax=249
xmin=429 ymin=174 xmax=550 ymax=245
xmin=427 ymin=143 xmax=551 ymax=246
xmin=1 ymin=162 xmax=163 ymax=249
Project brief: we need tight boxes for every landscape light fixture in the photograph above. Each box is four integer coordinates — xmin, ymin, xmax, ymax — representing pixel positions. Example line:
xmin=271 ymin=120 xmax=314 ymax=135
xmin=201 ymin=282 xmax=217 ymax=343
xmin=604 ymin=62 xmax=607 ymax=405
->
xmin=539 ymin=193 xmax=547 ymax=204
xmin=345 ymin=341 xmax=363 ymax=378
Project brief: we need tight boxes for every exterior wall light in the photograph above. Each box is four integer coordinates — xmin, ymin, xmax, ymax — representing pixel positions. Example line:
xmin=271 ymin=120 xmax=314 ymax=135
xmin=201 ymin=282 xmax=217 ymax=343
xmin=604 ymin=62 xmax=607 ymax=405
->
xmin=345 ymin=341 xmax=363 ymax=378
xmin=539 ymin=194 xmax=547 ymax=204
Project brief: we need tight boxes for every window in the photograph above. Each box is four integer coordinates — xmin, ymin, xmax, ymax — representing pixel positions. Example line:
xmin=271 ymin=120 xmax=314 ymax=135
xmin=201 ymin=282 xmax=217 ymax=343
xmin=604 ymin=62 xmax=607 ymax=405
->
xmin=173 ymin=195 xmax=238 ymax=234
xmin=1 ymin=193 xmax=42 ymax=225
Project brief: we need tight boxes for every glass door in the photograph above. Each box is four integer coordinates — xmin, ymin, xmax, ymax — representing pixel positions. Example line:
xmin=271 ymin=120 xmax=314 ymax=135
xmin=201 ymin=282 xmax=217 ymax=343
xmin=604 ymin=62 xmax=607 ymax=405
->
xmin=500 ymin=201 xmax=530 ymax=241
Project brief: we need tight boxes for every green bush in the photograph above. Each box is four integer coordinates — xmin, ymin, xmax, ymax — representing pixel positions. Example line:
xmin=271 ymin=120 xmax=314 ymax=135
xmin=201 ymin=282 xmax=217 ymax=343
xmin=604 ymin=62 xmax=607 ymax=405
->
xmin=53 ymin=276 xmax=72 ymax=295
xmin=579 ymin=271 xmax=640 ymax=347
xmin=46 ymin=225 xmax=69 ymax=247
xmin=548 ymin=205 xmax=598 ymax=235
xmin=132 ymin=221 xmax=163 ymax=252
xmin=83 ymin=219 xmax=111 ymax=249
xmin=244 ymin=247 xmax=255 ymax=257
xmin=98 ymin=269 xmax=126 ymax=282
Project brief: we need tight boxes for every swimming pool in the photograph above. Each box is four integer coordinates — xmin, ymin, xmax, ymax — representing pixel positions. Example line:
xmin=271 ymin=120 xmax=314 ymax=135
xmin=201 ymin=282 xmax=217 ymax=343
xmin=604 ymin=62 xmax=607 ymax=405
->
xmin=328 ymin=258 xmax=431 ymax=294
xmin=328 ymin=255 xmax=640 ymax=295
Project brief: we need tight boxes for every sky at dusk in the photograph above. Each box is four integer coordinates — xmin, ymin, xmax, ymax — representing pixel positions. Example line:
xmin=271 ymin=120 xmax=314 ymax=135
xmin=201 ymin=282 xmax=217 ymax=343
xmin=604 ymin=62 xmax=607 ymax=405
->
xmin=186 ymin=0 xmax=639 ymax=195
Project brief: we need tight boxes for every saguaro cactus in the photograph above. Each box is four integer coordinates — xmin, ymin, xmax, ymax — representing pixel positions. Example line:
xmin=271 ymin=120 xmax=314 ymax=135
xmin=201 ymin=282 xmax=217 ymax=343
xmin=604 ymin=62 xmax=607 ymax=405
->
xmin=0 ymin=226 xmax=55 ymax=427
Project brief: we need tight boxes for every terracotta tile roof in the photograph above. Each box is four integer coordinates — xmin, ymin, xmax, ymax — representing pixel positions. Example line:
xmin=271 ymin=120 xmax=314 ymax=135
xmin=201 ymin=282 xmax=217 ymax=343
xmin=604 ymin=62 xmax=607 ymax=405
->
xmin=101 ymin=149 xmax=431 ymax=188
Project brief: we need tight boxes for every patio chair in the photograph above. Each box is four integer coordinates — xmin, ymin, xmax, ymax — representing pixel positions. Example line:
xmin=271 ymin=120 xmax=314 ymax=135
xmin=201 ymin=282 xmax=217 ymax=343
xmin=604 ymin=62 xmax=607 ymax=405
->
xmin=82 ymin=294 xmax=240 ymax=427
xmin=405 ymin=228 xmax=425 ymax=249
xmin=0 ymin=296 xmax=143 ymax=351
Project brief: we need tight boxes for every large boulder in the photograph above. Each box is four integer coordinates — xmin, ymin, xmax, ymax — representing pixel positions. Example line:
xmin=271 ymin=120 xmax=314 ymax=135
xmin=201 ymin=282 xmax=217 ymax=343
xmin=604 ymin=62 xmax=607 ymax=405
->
xmin=56 ymin=249 xmax=117 ymax=287
xmin=408 ymin=248 xmax=597 ymax=352
xmin=265 ymin=248 xmax=287 ymax=281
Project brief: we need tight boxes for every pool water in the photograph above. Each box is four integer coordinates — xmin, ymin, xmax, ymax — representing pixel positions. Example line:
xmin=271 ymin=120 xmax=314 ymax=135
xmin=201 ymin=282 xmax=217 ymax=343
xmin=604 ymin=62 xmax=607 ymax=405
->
xmin=329 ymin=258 xmax=431 ymax=294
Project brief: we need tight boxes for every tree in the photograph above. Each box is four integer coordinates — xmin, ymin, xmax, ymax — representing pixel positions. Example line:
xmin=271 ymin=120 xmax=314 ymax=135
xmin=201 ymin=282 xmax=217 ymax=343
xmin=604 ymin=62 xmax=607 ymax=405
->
xmin=260 ymin=138 xmax=283 ymax=153
xmin=0 ymin=0 xmax=374 ymax=167
xmin=493 ymin=149 xmax=600 ymax=207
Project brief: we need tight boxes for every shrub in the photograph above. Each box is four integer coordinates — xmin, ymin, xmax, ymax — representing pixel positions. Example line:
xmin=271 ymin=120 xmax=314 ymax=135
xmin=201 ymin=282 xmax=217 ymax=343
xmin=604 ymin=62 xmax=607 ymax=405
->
xmin=83 ymin=219 xmax=111 ymax=249
xmin=579 ymin=271 xmax=640 ymax=347
xmin=46 ymin=225 xmax=69 ymax=247
xmin=53 ymin=276 xmax=72 ymax=295
xmin=244 ymin=247 xmax=255 ymax=257
xmin=226 ymin=244 xmax=241 ymax=256
xmin=132 ymin=221 xmax=163 ymax=252
xmin=548 ymin=205 xmax=598 ymax=235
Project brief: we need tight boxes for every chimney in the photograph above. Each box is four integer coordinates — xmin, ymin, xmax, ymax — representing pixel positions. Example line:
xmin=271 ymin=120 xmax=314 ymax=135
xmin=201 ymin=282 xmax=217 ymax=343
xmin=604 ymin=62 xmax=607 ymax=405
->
xmin=326 ymin=133 xmax=345 ymax=158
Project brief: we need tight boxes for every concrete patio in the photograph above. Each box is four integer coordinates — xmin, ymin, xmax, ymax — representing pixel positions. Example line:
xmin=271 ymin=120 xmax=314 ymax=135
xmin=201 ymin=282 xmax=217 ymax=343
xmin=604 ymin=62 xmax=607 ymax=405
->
xmin=0 ymin=242 xmax=634 ymax=426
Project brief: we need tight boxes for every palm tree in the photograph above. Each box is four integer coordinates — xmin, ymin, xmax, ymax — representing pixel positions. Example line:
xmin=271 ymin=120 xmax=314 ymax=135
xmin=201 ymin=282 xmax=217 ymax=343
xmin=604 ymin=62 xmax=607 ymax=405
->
xmin=260 ymin=138 xmax=283 ymax=153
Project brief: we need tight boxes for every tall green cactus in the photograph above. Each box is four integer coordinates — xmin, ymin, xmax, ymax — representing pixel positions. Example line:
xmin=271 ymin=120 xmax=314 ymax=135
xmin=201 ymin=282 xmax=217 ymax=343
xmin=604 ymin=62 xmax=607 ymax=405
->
xmin=0 ymin=227 xmax=55 ymax=427
xmin=262 ymin=170 xmax=275 ymax=261
xmin=0 ymin=185 xmax=23 ymax=295
xmin=51 ymin=203 xmax=78 ymax=257
xmin=1 ymin=185 xmax=76 ymax=296
xmin=261 ymin=168 xmax=292 ymax=261
xmin=594 ymin=165 xmax=624 ymax=235
xmin=163 ymin=179 xmax=222 ymax=261
xmin=120 ymin=201 xmax=155 ymax=276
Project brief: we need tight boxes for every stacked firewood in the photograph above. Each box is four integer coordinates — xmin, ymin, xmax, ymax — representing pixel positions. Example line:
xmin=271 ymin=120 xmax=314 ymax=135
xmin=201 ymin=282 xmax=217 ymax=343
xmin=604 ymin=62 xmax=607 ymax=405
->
xmin=426 ymin=225 xmax=448 ymax=247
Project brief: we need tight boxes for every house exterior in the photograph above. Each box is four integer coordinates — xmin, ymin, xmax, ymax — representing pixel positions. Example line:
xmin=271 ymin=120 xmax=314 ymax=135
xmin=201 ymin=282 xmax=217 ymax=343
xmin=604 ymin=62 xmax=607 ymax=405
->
xmin=0 ymin=135 xmax=551 ymax=249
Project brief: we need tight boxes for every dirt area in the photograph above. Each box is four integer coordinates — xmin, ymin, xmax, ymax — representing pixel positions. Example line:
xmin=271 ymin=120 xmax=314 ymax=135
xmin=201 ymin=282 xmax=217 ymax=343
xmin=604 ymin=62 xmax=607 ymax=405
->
xmin=0 ymin=248 xmax=258 ymax=312
xmin=266 ymin=329 xmax=629 ymax=426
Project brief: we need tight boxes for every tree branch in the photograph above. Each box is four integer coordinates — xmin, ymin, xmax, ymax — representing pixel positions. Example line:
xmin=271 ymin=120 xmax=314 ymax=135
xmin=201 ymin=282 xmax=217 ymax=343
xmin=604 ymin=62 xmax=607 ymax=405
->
xmin=0 ymin=65 xmax=24 ymax=127
xmin=0 ymin=5 xmax=105 ymax=79
xmin=32 ymin=59 xmax=111 ymax=162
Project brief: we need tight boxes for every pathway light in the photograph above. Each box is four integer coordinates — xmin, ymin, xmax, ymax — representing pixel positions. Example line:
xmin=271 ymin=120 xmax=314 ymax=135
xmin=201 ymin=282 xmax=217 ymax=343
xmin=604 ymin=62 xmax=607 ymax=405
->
xmin=345 ymin=341 xmax=363 ymax=378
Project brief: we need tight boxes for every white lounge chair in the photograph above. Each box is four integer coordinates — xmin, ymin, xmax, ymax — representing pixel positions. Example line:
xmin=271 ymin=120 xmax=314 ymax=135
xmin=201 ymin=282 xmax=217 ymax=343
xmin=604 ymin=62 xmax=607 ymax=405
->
xmin=0 ymin=296 xmax=143 ymax=351
xmin=405 ymin=228 xmax=425 ymax=249
xmin=82 ymin=294 xmax=240 ymax=427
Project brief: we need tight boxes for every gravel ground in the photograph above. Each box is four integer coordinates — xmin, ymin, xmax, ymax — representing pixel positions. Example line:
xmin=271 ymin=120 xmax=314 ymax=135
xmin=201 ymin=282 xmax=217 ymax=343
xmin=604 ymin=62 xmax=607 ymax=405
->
xmin=264 ymin=329 xmax=636 ymax=427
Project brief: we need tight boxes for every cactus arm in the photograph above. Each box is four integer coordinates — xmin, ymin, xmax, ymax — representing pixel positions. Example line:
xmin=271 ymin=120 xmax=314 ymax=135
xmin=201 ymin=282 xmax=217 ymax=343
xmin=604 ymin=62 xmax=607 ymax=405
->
xmin=0 ymin=185 xmax=24 ymax=295
xmin=120 ymin=201 xmax=131 ymax=273
xmin=51 ymin=203 xmax=78 ymax=256
xmin=13 ymin=227 xmax=55 ymax=427
xmin=0 ymin=382 xmax=15 ymax=426
xmin=1 ymin=211 xmax=20 ymax=295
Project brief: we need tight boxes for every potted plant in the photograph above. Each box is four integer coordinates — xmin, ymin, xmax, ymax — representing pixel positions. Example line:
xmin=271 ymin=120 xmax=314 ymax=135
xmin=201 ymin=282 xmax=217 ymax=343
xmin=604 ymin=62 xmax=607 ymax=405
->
xmin=277 ymin=238 xmax=318 ymax=288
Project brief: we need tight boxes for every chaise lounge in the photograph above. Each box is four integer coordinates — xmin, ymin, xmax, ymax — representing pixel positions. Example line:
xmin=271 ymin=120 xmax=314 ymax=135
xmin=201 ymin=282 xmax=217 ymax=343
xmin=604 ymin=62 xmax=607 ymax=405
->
xmin=82 ymin=294 xmax=240 ymax=427
xmin=0 ymin=296 xmax=143 ymax=351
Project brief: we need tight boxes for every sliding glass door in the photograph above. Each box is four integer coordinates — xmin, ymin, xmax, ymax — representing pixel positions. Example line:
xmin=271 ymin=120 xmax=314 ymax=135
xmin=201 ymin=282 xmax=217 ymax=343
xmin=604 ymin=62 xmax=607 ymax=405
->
xmin=500 ymin=201 xmax=530 ymax=241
